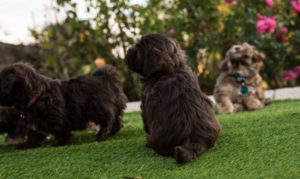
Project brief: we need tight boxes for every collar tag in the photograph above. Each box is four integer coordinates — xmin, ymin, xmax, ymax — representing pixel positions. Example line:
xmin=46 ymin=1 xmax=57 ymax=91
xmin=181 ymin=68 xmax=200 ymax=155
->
xmin=240 ymin=86 xmax=249 ymax=95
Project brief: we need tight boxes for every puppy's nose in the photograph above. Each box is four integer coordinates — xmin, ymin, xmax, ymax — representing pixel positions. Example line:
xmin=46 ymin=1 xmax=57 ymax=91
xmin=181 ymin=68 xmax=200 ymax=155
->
xmin=235 ymin=46 xmax=240 ymax=51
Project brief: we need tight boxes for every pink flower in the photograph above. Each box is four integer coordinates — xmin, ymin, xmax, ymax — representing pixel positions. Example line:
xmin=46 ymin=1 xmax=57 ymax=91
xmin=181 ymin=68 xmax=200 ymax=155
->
xmin=167 ymin=27 xmax=175 ymax=35
xmin=256 ymin=14 xmax=277 ymax=34
xmin=282 ymin=70 xmax=298 ymax=81
xmin=292 ymin=66 xmax=300 ymax=74
xmin=276 ymin=27 xmax=288 ymax=42
xmin=276 ymin=34 xmax=288 ymax=42
xmin=225 ymin=0 xmax=237 ymax=4
xmin=265 ymin=0 xmax=273 ymax=8
xmin=280 ymin=27 xmax=288 ymax=33
xmin=290 ymin=0 xmax=300 ymax=13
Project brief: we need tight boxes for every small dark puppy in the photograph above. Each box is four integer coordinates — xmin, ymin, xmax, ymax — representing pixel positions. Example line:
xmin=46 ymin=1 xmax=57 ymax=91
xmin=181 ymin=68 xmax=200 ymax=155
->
xmin=0 ymin=63 xmax=127 ymax=149
xmin=0 ymin=106 xmax=26 ymax=145
xmin=125 ymin=33 xmax=221 ymax=163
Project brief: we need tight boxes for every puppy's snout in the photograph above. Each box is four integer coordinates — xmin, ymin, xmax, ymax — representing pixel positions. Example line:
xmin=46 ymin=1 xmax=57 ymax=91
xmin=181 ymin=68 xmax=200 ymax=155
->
xmin=126 ymin=46 xmax=136 ymax=55
xmin=235 ymin=46 xmax=240 ymax=51
xmin=125 ymin=47 xmax=137 ymax=62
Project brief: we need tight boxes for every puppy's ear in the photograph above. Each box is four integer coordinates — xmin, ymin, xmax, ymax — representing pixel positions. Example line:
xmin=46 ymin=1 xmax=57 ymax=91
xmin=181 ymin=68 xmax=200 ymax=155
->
xmin=253 ymin=50 xmax=265 ymax=62
xmin=252 ymin=50 xmax=265 ymax=69
xmin=219 ymin=57 xmax=230 ymax=71
xmin=125 ymin=46 xmax=137 ymax=65
xmin=143 ymin=47 xmax=176 ymax=76
xmin=125 ymin=46 xmax=144 ymax=75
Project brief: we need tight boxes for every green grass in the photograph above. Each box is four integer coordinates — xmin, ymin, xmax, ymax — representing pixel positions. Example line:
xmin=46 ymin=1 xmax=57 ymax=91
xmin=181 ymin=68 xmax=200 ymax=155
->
xmin=0 ymin=100 xmax=299 ymax=178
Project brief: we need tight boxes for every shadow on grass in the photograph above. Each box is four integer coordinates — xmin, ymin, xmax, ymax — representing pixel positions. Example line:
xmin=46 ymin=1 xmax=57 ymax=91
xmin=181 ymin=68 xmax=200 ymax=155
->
xmin=0 ymin=131 xmax=101 ymax=153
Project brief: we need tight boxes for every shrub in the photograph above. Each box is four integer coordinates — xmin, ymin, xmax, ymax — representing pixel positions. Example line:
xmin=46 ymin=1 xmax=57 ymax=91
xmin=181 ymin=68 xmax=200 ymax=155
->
xmin=31 ymin=0 xmax=300 ymax=100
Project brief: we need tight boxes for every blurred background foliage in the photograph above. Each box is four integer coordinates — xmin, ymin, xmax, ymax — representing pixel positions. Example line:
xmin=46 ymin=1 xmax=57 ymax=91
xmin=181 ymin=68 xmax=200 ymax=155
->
xmin=28 ymin=0 xmax=300 ymax=101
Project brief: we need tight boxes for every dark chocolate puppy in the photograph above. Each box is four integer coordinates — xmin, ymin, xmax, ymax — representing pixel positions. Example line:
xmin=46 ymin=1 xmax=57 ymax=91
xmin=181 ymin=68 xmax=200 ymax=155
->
xmin=125 ymin=33 xmax=221 ymax=163
xmin=0 ymin=63 xmax=127 ymax=148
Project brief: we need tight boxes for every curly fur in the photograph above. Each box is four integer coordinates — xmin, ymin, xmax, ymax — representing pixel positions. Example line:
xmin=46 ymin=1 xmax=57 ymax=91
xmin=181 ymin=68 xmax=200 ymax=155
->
xmin=125 ymin=33 xmax=221 ymax=163
xmin=0 ymin=63 xmax=127 ymax=148
xmin=214 ymin=43 xmax=271 ymax=114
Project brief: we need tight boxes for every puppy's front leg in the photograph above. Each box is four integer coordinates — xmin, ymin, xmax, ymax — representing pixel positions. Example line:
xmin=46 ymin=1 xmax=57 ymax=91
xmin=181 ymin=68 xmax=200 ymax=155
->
xmin=245 ymin=93 xmax=263 ymax=111
xmin=141 ymin=97 xmax=150 ymax=134
xmin=141 ymin=112 xmax=150 ymax=134
xmin=216 ymin=96 xmax=235 ymax=114
xmin=96 ymin=119 xmax=113 ymax=142
xmin=16 ymin=129 xmax=46 ymax=149
xmin=233 ymin=103 xmax=245 ymax=112
xmin=52 ymin=125 xmax=73 ymax=147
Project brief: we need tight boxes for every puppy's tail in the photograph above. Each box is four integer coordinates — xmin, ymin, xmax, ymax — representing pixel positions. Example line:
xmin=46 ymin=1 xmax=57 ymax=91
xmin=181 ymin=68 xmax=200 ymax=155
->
xmin=92 ymin=64 xmax=122 ymax=85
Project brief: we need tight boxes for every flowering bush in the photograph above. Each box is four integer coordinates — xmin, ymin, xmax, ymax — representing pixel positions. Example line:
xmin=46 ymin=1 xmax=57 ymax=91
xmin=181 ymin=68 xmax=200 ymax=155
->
xmin=291 ymin=0 xmax=300 ymax=12
xmin=31 ymin=0 xmax=300 ymax=100
xmin=225 ymin=0 xmax=237 ymax=4
xmin=265 ymin=0 xmax=273 ymax=8
xmin=276 ymin=27 xmax=288 ymax=42
xmin=282 ymin=66 xmax=300 ymax=81
xmin=138 ymin=0 xmax=300 ymax=93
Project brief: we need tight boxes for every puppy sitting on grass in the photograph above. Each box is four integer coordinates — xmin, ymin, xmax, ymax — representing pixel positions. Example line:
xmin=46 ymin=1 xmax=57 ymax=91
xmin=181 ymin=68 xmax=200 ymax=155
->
xmin=214 ymin=43 xmax=271 ymax=114
xmin=125 ymin=33 xmax=221 ymax=163
xmin=0 ymin=63 xmax=127 ymax=149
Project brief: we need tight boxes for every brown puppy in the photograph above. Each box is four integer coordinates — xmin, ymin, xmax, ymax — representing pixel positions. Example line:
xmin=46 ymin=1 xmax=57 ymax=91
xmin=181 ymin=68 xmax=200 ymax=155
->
xmin=0 ymin=63 xmax=127 ymax=149
xmin=125 ymin=33 xmax=221 ymax=163
xmin=214 ymin=43 xmax=271 ymax=114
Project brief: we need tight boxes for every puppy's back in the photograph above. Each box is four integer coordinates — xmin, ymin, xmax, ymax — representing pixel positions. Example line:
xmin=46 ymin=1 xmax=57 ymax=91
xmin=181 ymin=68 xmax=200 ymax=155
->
xmin=92 ymin=65 xmax=122 ymax=86
xmin=144 ymin=69 xmax=220 ymax=162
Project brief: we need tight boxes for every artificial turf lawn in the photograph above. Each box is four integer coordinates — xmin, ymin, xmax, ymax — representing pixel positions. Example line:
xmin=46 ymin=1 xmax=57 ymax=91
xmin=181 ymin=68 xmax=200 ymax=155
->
xmin=0 ymin=100 xmax=299 ymax=178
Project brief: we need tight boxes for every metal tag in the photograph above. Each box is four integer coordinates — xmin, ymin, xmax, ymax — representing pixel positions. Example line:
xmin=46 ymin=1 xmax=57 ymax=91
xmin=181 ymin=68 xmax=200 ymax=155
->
xmin=240 ymin=86 xmax=249 ymax=95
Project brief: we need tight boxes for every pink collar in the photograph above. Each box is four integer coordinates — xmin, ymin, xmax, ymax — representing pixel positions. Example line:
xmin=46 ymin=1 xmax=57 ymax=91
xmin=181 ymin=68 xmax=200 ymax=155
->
xmin=26 ymin=89 xmax=43 ymax=108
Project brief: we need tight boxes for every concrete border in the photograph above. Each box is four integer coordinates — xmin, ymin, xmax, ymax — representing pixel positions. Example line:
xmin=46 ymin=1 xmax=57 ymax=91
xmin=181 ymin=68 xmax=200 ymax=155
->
xmin=125 ymin=87 xmax=300 ymax=113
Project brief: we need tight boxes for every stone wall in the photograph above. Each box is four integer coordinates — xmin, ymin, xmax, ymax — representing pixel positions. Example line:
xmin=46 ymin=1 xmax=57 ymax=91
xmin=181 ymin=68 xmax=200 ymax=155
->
xmin=0 ymin=42 xmax=40 ymax=69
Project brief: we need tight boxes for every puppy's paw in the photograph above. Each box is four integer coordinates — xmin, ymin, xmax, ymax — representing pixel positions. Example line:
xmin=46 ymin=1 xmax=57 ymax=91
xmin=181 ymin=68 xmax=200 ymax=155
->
xmin=246 ymin=99 xmax=263 ymax=110
xmin=96 ymin=133 xmax=109 ymax=142
xmin=218 ymin=107 xmax=234 ymax=114
xmin=217 ymin=102 xmax=235 ymax=114
xmin=233 ymin=103 xmax=244 ymax=112
xmin=174 ymin=146 xmax=196 ymax=164
xmin=96 ymin=129 xmax=111 ymax=142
